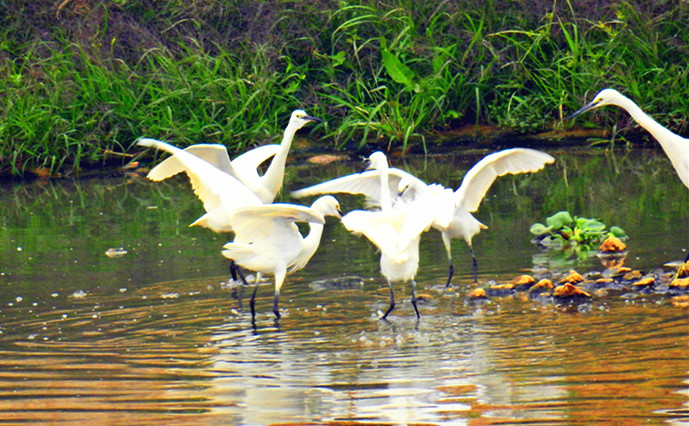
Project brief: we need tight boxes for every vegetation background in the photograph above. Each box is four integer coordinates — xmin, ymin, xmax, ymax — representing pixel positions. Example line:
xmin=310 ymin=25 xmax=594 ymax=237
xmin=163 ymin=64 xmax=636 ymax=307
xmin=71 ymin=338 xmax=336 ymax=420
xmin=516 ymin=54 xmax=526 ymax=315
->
xmin=1 ymin=0 xmax=688 ymax=176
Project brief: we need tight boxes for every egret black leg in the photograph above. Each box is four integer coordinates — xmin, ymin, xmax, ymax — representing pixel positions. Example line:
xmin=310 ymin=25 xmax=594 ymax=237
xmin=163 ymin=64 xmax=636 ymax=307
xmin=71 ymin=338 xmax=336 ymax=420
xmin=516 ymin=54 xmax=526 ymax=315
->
xmin=381 ymin=280 xmax=396 ymax=320
xmin=229 ymin=260 xmax=238 ymax=281
xmin=444 ymin=264 xmax=454 ymax=289
xmin=684 ymin=250 xmax=689 ymax=263
xmin=230 ymin=260 xmax=248 ymax=284
xmin=470 ymin=246 xmax=479 ymax=283
xmin=250 ymin=284 xmax=259 ymax=323
xmin=410 ymin=279 xmax=420 ymax=319
xmin=272 ymin=294 xmax=281 ymax=320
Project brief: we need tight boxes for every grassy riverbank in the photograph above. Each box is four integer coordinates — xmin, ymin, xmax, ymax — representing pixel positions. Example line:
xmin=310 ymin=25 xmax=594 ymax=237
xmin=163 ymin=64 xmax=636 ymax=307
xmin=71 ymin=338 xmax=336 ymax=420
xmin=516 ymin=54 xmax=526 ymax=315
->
xmin=1 ymin=0 xmax=688 ymax=177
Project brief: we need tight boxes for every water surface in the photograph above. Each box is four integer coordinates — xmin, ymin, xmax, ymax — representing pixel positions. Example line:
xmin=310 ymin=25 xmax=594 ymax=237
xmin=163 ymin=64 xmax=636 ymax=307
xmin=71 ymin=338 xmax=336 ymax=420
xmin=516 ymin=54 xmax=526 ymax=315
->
xmin=0 ymin=147 xmax=688 ymax=424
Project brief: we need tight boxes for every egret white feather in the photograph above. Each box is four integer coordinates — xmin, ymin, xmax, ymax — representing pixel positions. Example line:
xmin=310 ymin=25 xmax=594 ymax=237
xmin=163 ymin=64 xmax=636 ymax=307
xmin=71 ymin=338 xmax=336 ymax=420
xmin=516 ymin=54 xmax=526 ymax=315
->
xmin=145 ymin=109 xmax=320 ymax=204
xmin=222 ymin=196 xmax=342 ymax=320
xmin=570 ymin=88 xmax=689 ymax=190
xmin=293 ymin=148 xmax=554 ymax=286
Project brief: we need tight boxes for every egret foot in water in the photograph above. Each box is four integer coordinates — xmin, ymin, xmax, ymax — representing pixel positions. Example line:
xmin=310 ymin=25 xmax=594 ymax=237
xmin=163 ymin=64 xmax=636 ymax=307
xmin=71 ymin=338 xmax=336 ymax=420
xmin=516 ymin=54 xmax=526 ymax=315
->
xmin=410 ymin=279 xmax=420 ymax=319
xmin=381 ymin=279 xmax=396 ymax=320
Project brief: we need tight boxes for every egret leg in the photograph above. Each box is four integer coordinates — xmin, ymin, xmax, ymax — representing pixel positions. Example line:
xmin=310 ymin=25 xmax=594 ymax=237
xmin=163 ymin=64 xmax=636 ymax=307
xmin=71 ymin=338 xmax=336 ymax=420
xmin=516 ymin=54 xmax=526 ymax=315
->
xmin=249 ymin=284 xmax=259 ymax=322
xmin=684 ymin=250 xmax=689 ymax=263
xmin=230 ymin=261 xmax=249 ymax=295
xmin=272 ymin=294 xmax=281 ymax=320
xmin=229 ymin=260 xmax=237 ymax=281
xmin=410 ymin=279 xmax=420 ymax=319
xmin=441 ymin=232 xmax=454 ymax=288
xmin=233 ymin=262 xmax=250 ymax=311
xmin=381 ymin=279 xmax=396 ymax=320
xmin=469 ymin=244 xmax=479 ymax=283
xmin=272 ymin=267 xmax=286 ymax=320
xmin=249 ymin=272 xmax=262 ymax=323
xmin=445 ymin=264 xmax=454 ymax=289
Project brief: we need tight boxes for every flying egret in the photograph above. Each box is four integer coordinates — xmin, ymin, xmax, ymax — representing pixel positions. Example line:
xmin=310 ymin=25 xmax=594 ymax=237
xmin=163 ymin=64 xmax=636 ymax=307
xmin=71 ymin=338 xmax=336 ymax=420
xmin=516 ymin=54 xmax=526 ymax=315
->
xmin=337 ymin=152 xmax=448 ymax=319
xmin=221 ymin=195 xmax=342 ymax=321
xmin=292 ymin=148 xmax=554 ymax=286
xmin=145 ymin=109 xmax=321 ymax=203
xmin=569 ymin=89 xmax=689 ymax=190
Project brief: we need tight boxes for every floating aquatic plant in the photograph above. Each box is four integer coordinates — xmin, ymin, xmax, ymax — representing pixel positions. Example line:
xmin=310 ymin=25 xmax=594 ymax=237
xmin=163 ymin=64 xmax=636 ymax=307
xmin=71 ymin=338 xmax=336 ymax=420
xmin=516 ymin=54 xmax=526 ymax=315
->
xmin=530 ymin=211 xmax=627 ymax=252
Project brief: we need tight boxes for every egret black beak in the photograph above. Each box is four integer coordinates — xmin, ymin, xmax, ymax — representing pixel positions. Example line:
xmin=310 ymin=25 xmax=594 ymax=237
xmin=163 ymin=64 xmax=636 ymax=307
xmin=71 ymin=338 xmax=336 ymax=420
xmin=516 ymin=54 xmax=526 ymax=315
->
xmin=336 ymin=208 xmax=343 ymax=218
xmin=304 ymin=115 xmax=322 ymax=124
xmin=363 ymin=156 xmax=376 ymax=172
xmin=568 ymin=100 xmax=600 ymax=120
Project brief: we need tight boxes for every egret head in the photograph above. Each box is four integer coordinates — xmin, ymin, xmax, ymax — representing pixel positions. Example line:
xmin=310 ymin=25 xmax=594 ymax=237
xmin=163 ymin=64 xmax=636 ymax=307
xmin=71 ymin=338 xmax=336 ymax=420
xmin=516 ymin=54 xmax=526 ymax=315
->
xmin=289 ymin=109 xmax=322 ymax=130
xmin=312 ymin=195 xmax=342 ymax=219
xmin=366 ymin=151 xmax=389 ymax=171
xmin=568 ymin=88 xmax=625 ymax=119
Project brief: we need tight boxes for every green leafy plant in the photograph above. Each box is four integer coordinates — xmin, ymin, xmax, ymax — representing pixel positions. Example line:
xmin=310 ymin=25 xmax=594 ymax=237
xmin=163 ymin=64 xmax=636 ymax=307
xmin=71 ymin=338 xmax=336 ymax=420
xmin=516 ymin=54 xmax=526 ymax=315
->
xmin=530 ymin=211 xmax=627 ymax=251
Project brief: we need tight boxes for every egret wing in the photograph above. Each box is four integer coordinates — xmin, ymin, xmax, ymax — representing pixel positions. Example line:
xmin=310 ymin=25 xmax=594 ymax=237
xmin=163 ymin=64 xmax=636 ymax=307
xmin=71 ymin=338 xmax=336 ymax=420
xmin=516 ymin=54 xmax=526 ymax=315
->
xmin=148 ymin=144 xmax=237 ymax=181
xmin=230 ymin=203 xmax=324 ymax=243
xmin=455 ymin=148 xmax=554 ymax=212
xmin=342 ymin=210 xmax=402 ymax=257
xmin=232 ymin=144 xmax=281 ymax=181
xmin=291 ymin=168 xmax=423 ymax=204
xmin=138 ymin=138 xmax=262 ymax=214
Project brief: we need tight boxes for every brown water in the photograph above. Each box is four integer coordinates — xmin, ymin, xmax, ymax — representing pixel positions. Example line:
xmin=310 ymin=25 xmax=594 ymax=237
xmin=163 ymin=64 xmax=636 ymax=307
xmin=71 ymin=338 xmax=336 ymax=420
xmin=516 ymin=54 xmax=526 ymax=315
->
xmin=0 ymin=148 xmax=688 ymax=424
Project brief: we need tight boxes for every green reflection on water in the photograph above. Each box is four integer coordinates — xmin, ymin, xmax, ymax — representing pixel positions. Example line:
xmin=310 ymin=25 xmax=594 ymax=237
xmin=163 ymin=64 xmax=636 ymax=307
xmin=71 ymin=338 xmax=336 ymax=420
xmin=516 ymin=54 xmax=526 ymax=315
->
xmin=1 ymin=147 xmax=688 ymax=303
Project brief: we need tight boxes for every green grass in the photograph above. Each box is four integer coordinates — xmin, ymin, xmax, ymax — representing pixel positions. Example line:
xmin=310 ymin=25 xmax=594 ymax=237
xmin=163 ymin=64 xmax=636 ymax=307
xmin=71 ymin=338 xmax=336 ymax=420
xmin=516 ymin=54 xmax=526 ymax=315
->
xmin=1 ymin=0 xmax=689 ymax=176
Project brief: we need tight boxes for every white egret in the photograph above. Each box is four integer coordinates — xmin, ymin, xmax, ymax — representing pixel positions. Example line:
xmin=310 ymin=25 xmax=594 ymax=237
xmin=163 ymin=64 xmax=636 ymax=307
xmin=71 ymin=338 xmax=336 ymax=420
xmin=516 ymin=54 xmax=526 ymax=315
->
xmin=293 ymin=148 xmax=554 ymax=286
xmin=147 ymin=143 xmax=280 ymax=202
xmin=570 ymin=88 xmax=689 ymax=262
xmin=429 ymin=148 xmax=554 ymax=285
xmin=337 ymin=152 xmax=448 ymax=319
xmin=139 ymin=139 xmax=276 ymax=284
xmin=569 ymin=89 xmax=689 ymax=190
xmin=137 ymin=138 xmax=263 ymax=233
xmin=221 ymin=195 xmax=342 ymax=321
xmin=145 ymin=109 xmax=321 ymax=203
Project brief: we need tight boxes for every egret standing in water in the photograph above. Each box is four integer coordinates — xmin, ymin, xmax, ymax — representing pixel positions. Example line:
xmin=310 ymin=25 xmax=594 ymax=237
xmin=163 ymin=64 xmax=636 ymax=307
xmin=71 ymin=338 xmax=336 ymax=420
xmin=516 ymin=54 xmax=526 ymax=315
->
xmin=292 ymin=148 xmax=554 ymax=286
xmin=327 ymin=152 xmax=449 ymax=319
xmin=419 ymin=148 xmax=554 ymax=286
xmin=221 ymin=196 xmax=342 ymax=322
xmin=570 ymin=88 xmax=689 ymax=260
xmin=139 ymin=109 xmax=320 ymax=280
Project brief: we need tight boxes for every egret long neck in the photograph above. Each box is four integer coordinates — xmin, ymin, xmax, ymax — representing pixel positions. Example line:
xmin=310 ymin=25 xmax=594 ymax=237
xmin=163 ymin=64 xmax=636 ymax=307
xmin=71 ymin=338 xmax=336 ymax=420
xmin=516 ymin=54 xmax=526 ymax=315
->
xmin=304 ymin=223 xmax=324 ymax=248
xmin=618 ymin=97 xmax=680 ymax=153
xmin=618 ymin=96 xmax=689 ymax=189
xmin=261 ymin=124 xmax=297 ymax=199
xmin=378 ymin=164 xmax=391 ymax=211
xmin=296 ymin=222 xmax=325 ymax=271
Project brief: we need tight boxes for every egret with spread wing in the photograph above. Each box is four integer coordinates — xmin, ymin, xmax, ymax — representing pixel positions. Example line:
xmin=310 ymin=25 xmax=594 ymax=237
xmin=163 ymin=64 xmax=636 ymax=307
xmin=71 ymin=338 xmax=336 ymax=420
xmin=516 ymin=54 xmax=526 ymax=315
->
xmin=145 ymin=109 xmax=321 ymax=203
xmin=293 ymin=148 xmax=554 ymax=286
xmin=336 ymin=152 xmax=449 ymax=319
xmin=222 ymin=196 xmax=342 ymax=321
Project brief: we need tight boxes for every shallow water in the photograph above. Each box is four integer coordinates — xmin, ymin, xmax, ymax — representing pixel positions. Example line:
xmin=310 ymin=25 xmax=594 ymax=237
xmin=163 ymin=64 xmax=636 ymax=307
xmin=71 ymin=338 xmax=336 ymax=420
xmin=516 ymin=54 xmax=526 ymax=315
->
xmin=1 ymin=147 xmax=688 ymax=424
